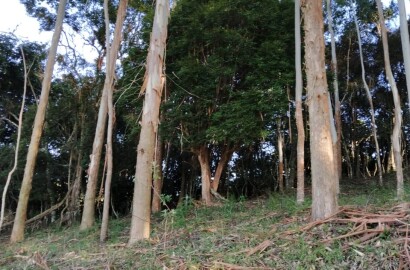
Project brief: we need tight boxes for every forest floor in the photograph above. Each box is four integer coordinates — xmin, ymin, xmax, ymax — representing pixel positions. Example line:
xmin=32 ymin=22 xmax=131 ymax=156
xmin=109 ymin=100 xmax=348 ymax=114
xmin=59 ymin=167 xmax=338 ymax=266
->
xmin=1 ymin=174 xmax=410 ymax=269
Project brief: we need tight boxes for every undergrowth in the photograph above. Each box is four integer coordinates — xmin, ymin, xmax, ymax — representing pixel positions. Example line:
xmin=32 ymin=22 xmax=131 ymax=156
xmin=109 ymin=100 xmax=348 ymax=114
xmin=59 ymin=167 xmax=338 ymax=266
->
xmin=0 ymin=175 xmax=409 ymax=269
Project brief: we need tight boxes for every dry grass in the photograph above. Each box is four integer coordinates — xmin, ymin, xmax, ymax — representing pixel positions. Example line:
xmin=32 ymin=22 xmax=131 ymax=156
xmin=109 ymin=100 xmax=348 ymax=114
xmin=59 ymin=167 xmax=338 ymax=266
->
xmin=0 ymin=175 xmax=409 ymax=269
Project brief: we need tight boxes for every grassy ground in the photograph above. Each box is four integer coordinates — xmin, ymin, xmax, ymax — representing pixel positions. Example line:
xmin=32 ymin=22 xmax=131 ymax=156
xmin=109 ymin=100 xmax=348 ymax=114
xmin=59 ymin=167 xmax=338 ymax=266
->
xmin=1 ymin=175 xmax=410 ymax=269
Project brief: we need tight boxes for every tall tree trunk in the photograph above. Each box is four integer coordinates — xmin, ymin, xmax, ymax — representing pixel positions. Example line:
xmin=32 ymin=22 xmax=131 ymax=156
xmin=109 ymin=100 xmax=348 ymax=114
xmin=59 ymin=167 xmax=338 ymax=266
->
xmin=277 ymin=119 xmax=284 ymax=193
xmin=295 ymin=0 xmax=305 ymax=204
xmin=0 ymin=47 xmax=28 ymax=232
xmin=178 ymin=168 xmax=187 ymax=206
xmin=399 ymin=0 xmax=410 ymax=109
xmin=60 ymin=140 xmax=74 ymax=224
xmin=197 ymin=145 xmax=212 ymax=205
xmin=376 ymin=0 xmax=404 ymax=199
xmin=326 ymin=0 xmax=342 ymax=182
xmin=128 ymin=0 xmax=169 ymax=244
xmin=303 ymin=0 xmax=338 ymax=220
xmin=288 ymin=136 xmax=297 ymax=189
xmin=355 ymin=145 xmax=361 ymax=178
xmin=68 ymin=150 xmax=83 ymax=222
xmin=63 ymin=112 xmax=86 ymax=225
xmin=151 ymin=134 xmax=164 ymax=213
xmin=80 ymin=0 xmax=128 ymax=230
xmin=388 ymin=141 xmax=396 ymax=172
xmin=353 ymin=5 xmax=383 ymax=185
xmin=10 ymin=0 xmax=67 ymax=243
xmin=327 ymin=94 xmax=339 ymax=192
xmin=100 ymin=0 xmax=124 ymax=242
xmin=45 ymin=163 xmax=56 ymax=223
xmin=343 ymin=141 xmax=353 ymax=179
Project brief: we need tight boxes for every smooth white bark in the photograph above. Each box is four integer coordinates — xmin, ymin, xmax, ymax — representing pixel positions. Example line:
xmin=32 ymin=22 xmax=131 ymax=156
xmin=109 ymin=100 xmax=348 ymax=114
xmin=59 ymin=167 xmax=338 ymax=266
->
xmin=376 ymin=0 xmax=404 ymax=199
xmin=10 ymin=0 xmax=67 ymax=243
xmin=398 ymin=0 xmax=410 ymax=109
xmin=353 ymin=4 xmax=383 ymax=185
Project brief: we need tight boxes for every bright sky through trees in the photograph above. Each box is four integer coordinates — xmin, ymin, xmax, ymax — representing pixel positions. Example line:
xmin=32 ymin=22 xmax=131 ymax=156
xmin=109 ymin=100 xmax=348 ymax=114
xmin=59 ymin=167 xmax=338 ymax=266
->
xmin=0 ymin=0 xmax=98 ymax=65
xmin=0 ymin=0 xmax=52 ymax=42
xmin=2 ymin=0 xmax=408 ymax=42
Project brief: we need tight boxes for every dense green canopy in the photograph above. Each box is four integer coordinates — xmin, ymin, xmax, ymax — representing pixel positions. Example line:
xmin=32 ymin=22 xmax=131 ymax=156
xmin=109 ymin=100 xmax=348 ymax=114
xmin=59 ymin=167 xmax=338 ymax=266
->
xmin=162 ymin=0 xmax=294 ymax=150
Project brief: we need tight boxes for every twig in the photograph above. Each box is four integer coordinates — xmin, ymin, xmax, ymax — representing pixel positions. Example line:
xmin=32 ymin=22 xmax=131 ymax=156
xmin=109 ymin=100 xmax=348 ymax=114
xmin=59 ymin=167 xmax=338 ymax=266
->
xmin=322 ymin=228 xmax=386 ymax=244
xmin=298 ymin=207 xmax=346 ymax=232
xmin=238 ymin=212 xmax=278 ymax=228
xmin=213 ymin=261 xmax=275 ymax=270
xmin=246 ymin=240 xmax=273 ymax=256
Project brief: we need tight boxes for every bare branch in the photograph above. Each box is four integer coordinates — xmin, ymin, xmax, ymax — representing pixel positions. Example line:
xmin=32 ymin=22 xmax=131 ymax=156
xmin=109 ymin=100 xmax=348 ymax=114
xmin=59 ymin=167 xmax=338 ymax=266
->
xmin=0 ymin=46 xmax=28 ymax=232
xmin=0 ymin=117 xmax=18 ymax=128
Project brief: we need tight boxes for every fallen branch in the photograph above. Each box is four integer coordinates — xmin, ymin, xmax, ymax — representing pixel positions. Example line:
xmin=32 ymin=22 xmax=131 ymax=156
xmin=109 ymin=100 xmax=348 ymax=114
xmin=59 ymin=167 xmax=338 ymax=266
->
xmin=2 ymin=188 xmax=71 ymax=229
xmin=297 ymin=207 xmax=346 ymax=232
xmin=246 ymin=240 xmax=273 ymax=256
xmin=332 ymin=217 xmax=404 ymax=225
xmin=404 ymin=225 xmax=410 ymax=264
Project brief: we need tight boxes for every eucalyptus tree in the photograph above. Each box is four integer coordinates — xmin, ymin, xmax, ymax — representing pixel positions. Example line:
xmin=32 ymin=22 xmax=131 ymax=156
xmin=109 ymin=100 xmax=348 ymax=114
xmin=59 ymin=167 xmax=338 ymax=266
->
xmin=10 ymin=0 xmax=67 ymax=243
xmin=303 ymin=0 xmax=338 ymax=220
xmin=163 ymin=0 xmax=293 ymax=205
xmin=16 ymin=0 xmax=131 ymax=229
xmin=295 ymin=0 xmax=305 ymax=204
xmin=376 ymin=0 xmax=404 ymax=199
xmin=331 ymin=2 xmax=390 ymax=178
xmin=99 ymin=0 xmax=129 ymax=242
xmin=128 ymin=0 xmax=170 ymax=244
xmin=80 ymin=0 xmax=129 ymax=231
xmin=352 ymin=2 xmax=383 ymax=185
xmin=398 ymin=0 xmax=410 ymax=108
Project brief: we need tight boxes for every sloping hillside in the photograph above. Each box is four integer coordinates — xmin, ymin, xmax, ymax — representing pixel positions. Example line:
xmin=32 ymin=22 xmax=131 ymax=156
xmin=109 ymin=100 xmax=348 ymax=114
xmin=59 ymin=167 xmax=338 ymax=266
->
xmin=1 ymin=176 xmax=409 ymax=269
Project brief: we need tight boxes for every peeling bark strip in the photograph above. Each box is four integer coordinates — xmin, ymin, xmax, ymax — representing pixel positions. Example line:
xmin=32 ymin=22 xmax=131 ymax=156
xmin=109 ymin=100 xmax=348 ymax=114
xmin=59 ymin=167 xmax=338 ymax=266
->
xmin=303 ymin=0 xmax=338 ymax=221
xmin=151 ymin=133 xmax=164 ymax=213
xmin=129 ymin=0 xmax=170 ymax=244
